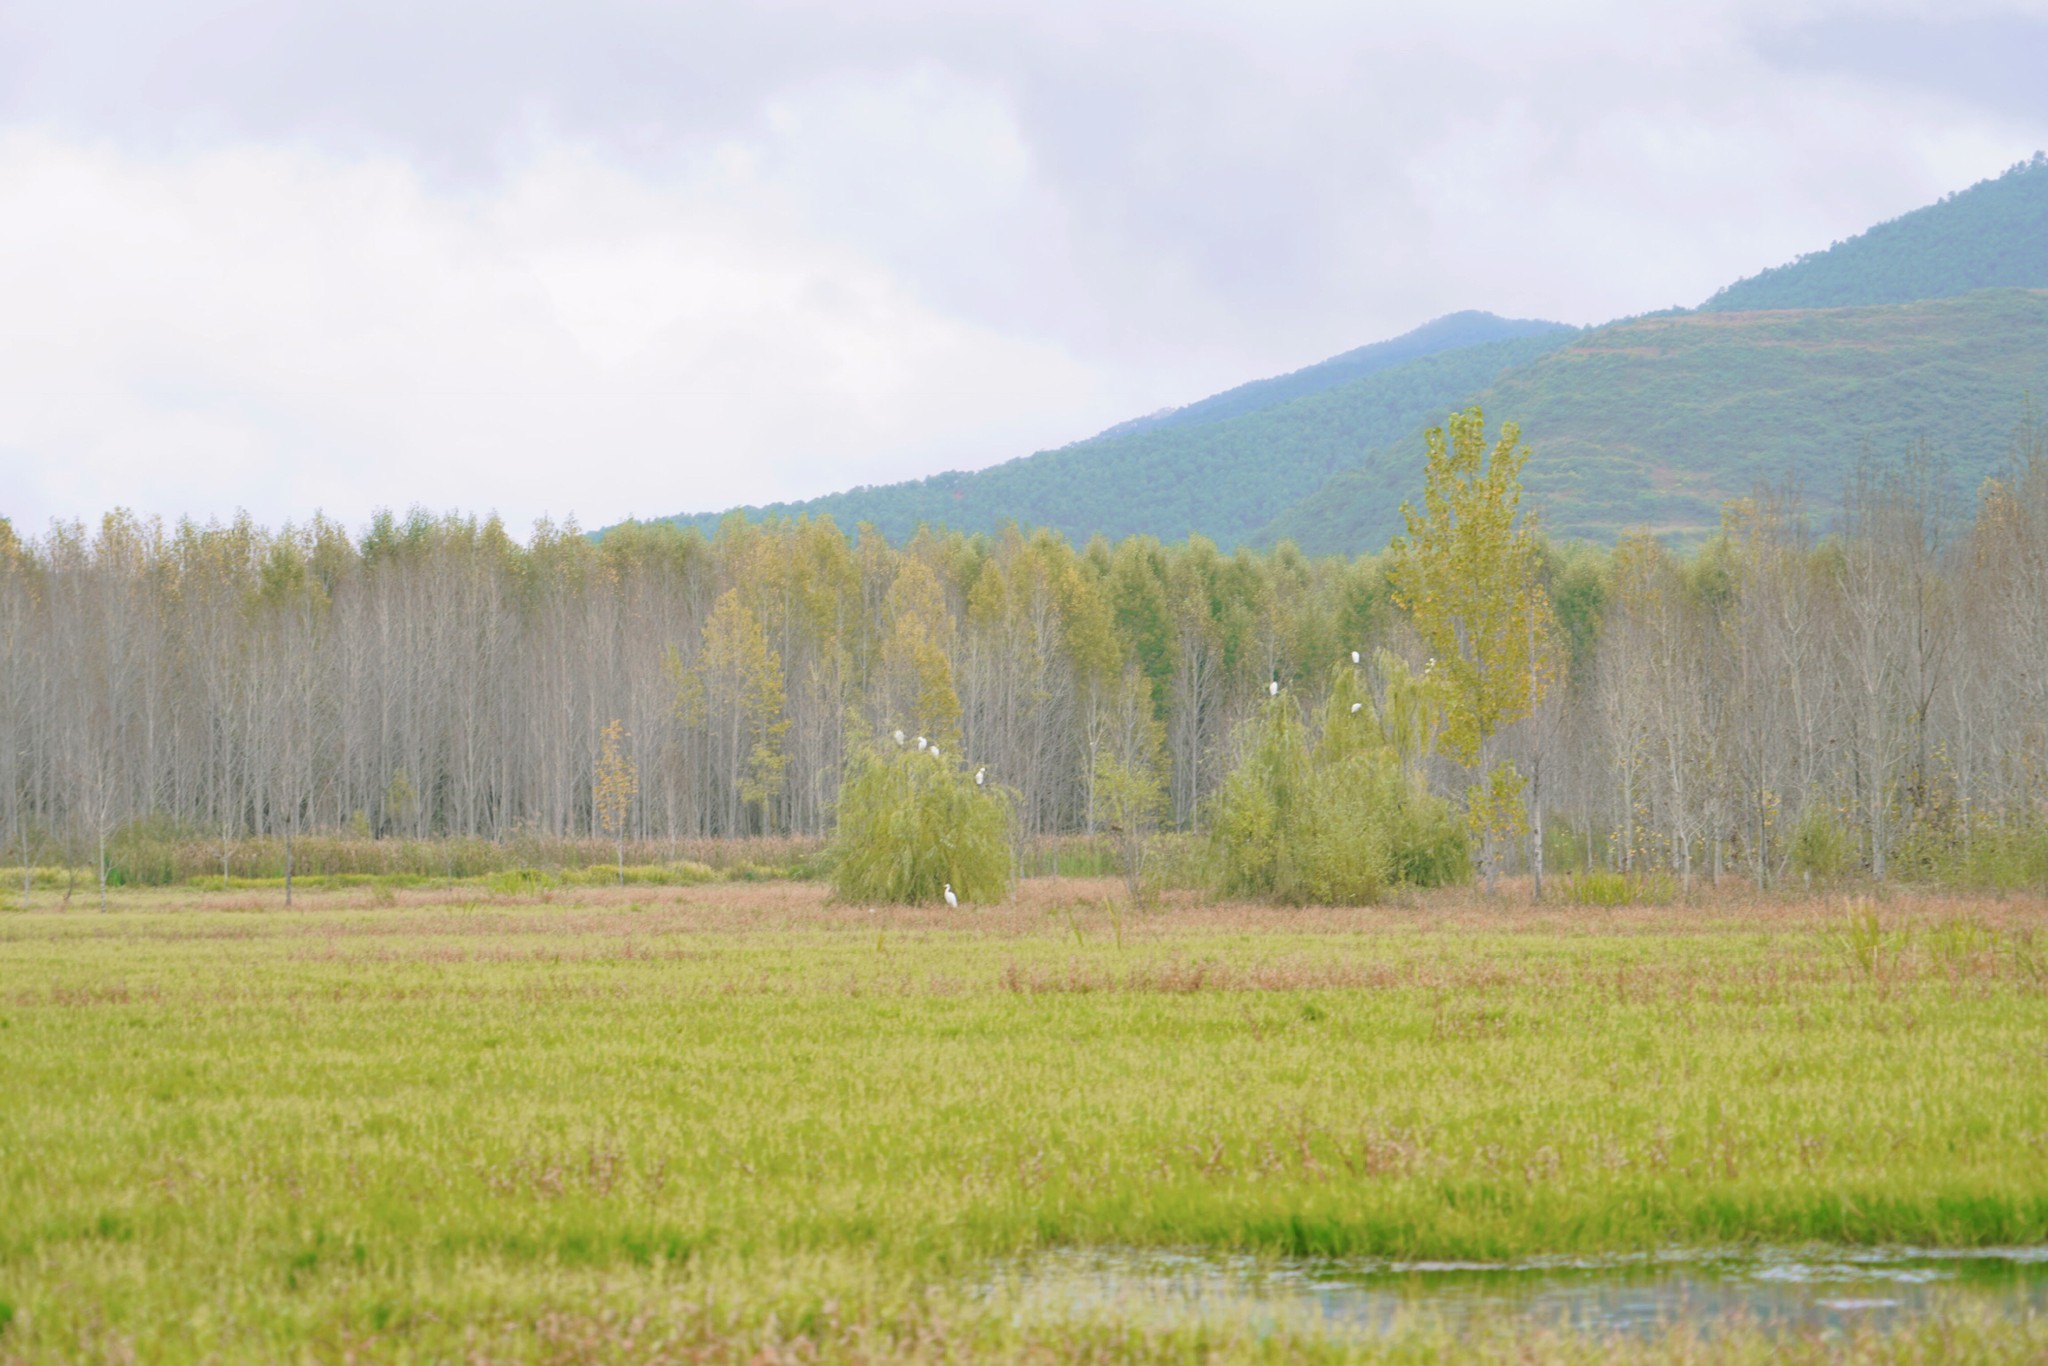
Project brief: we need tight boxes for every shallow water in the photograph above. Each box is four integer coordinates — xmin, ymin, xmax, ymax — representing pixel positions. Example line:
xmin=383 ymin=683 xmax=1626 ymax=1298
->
xmin=993 ymin=1246 xmax=2048 ymax=1340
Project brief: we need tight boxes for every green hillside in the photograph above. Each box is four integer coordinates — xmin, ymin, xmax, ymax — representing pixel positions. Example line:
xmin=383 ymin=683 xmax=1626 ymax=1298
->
xmin=652 ymin=324 xmax=1575 ymax=547
xmin=1111 ymin=310 xmax=1569 ymax=436
xmin=1256 ymin=289 xmax=2048 ymax=552
xmin=1701 ymin=154 xmax=2048 ymax=312
xmin=629 ymin=163 xmax=2048 ymax=556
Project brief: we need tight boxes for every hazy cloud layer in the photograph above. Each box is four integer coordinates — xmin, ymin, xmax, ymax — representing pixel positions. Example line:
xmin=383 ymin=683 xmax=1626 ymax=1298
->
xmin=3 ymin=0 xmax=2044 ymax=534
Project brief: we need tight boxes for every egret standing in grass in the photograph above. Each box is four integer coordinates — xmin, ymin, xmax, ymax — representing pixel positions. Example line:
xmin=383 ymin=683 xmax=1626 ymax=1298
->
xmin=915 ymin=735 xmax=927 ymax=751
xmin=1351 ymin=650 xmax=1361 ymax=664
xmin=1268 ymin=679 xmax=1279 ymax=697
xmin=975 ymin=766 xmax=986 ymax=786
xmin=893 ymin=729 xmax=905 ymax=746
xmin=943 ymin=883 xmax=958 ymax=908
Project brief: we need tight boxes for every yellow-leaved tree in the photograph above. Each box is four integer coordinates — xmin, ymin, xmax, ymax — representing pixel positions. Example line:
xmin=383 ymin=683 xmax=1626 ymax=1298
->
xmin=878 ymin=555 xmax=963 ymax=757
xmin=1389 ymin=408 xmax=1559 ymax=893
xmin=694 ymin=589 xmax=790 ymax=835
xmin=594 ymin=718 xmax=638 ymax=885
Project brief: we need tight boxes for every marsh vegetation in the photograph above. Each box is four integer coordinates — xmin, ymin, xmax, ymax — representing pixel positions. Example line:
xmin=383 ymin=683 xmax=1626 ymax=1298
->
xmin=2 ymin=879 xmax=2044 ymax=1360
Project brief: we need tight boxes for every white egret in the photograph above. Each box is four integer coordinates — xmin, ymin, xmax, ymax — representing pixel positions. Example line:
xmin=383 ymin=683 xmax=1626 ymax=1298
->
xmin=1351 ymin=701 xmax=1364 ymax=713
xmin=893 ymin=729 xmax=905 ymax=746
xmin=1351 ymin=650 xmax=1361 ymax=664
xmin=929 ymin=745 xmax=941 ymax=760
xmin=943 ymin=883 xmax=958 ymax=908
xmin=1268 ymin=679 xmax=1279 ymax=696
xmin=915 ymin=735 xmax=927 ymax=751
xmin=975 ymin=766 xmax=986 ymax=785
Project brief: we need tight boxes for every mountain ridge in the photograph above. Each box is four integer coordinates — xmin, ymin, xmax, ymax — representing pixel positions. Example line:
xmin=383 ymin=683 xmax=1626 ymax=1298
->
xmin=624 ymin=156 xmax=2048 ymax=552
xmin=1701 ymin=153 xmax=2048 ymax=313
xmin=647 ymin=315 xmax=1575 ymax=547
xmin=1252 ymin=288 xmax=2048 ymax=552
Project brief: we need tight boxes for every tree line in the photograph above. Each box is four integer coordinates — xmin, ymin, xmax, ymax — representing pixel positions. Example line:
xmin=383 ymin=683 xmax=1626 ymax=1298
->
xmin=2 ymin=415 xmax=2045 ymax=896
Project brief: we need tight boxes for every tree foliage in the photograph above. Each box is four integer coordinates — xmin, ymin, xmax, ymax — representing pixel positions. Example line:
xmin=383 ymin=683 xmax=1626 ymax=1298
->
xmin=1702 ymin=154 xmax=2048 ymax=312
xmin=1389 ymin=408 xmax=1559 ymax=888
xmin=1256 ymin=289 xmax=2048 ymax=552
xmin=594 ymin=718 xmax=638 ymax=885
xmin=1092 ymin=663 xmax=1167 ymax=904
xmin=1210 ymin=666 xmax=1465 ymax=905
xmin=830 ymin=737 xmax=1014 ymax=906
xmin=653 ymin=329 xmax=1574 ymax=552
xmin=1390 ymin=407 xmax=1556 ymax=765
xmin=5 ymin=408 xmax=2048 ymax=899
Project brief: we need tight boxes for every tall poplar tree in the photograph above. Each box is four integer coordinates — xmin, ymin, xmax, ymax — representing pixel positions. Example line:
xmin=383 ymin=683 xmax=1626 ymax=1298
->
xmin=594 ymin=718 xmax=638 ymax=884
xmin=1389 ymin=408 xmax=1558 ymax=891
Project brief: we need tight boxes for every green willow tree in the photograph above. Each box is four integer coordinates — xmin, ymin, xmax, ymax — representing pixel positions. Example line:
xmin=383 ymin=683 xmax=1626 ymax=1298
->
xmin=831 ymin=734 xmax=1014 ymax=906
xmin=1389 ymin=408 xmax=1559 ymax=892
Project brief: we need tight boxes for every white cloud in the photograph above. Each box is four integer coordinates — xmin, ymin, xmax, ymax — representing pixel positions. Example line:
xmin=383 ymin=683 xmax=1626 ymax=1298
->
xmin=0 ymin=1 xmax=2044 ymax=534
xmin=0 ymin=121 xmax=1108 ymax=533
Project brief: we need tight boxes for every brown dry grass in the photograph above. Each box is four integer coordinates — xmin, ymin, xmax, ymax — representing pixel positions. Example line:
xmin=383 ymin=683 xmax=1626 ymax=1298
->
xmin=17 ymin=873 xmax=2048 ymax=937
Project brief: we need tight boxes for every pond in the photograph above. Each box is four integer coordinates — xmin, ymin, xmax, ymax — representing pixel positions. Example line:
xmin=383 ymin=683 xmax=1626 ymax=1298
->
xmin=989 ymin=1246 xmax=2048 ymax=1342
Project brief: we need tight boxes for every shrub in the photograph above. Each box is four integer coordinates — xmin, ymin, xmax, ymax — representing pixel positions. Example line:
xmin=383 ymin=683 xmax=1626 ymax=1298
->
xmin=558 ymin=862 xmax=716 ymax=888
xmin=1562 ymin=869 xmax=1676 ymax=906
xmin=1384 ymin=793 xmax=1471 ymax=888
xmin=1790 ymin=803 xmax=1857 ymax=881
xmin=830 ymin=739 xmax=1014 ymax=905
xmin=1210 ymin=667 xmax=1466 ymax=905
xmin=1565 ymin=870 xmax=1630 ymax=907
xmin=1894 ymin=813 xmax=2048 ymax=891
xmin=487 ymin=868 xmax=555 ymax=895
xmin=1957 ymin=821 xmax=2048 ymax=890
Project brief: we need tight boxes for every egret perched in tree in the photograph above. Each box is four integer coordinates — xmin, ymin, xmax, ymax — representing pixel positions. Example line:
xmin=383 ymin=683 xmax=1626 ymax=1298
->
xmin=893 ymin=729 xmax=905 ymax=746
xmin=975 ymin=766 xmax=986 ymax=786
xmin=1351 ymin=650 xmax=1361 ymax=664
xmin=1268 ymin=679 xmax=1279 ymax=697
xmin=929 ymin=745 xmax=941 ymax=760
xmin=943 ymin=883 xmax=958 ymax=908
xmin=915 ymin=735 xmax=927 ymax=751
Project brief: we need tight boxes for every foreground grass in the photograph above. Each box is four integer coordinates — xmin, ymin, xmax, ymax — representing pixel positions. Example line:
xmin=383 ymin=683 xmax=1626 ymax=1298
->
xmin=1 ymin=880 xmax=2045 ymax=1360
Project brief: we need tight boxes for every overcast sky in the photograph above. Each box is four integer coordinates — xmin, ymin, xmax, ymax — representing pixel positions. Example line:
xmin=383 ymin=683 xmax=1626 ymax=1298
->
xmin=2 ymin=0 xmax=2045 ymax=537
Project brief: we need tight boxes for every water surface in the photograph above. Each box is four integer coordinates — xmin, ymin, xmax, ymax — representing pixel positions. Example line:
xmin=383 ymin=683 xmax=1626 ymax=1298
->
xmin=992 ymin=1246 xmax=2048 ymax=1341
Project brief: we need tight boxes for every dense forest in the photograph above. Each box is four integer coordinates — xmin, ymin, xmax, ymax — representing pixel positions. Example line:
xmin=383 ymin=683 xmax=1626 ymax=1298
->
xmin=645 ymin=157 xmax=2048 ymax=558
xmin=653 ymin=326 xmax=1573 ymax=549
xmin=1086 ymin=311 xmax=1571 ymax=438
xmin=1701 ymin=153 xmax=2048 ymax=312
xmin=5 ymin=413 xmax=2045 ymax=894
xmin=1261 ymin=288 xmax=2048 ymax=550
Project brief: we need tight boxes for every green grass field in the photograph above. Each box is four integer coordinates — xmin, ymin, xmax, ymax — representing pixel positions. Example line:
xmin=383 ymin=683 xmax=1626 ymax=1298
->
xmin=3 ymin=880 xmax=2046 ymax=1361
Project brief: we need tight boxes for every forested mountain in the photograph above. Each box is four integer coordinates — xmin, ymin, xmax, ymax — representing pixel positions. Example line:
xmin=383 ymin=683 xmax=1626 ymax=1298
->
xmin=1257 ymin=289 xmax=2048 ymax=550
xmin=1701 ymin=154 xmax=2048 ymax=312
xmin=1099 ymin=310 xmax=1572 ymax=436
xmin=632 ymin=159 xmax=2048 ymax=556
xmin=650 ymin=325 xmax=1575 ymax=548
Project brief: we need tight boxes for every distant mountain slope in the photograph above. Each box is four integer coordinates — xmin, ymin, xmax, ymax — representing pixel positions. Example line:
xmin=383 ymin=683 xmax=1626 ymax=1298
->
xmin=1255 ymin=289 xmax=2048 ymax=552
xmin=1101 ymin=310 xmax=1570 ymax=438
xmin=653 ymin=321 xmax=1575 ymax=548
xmin=1701 ymin=154 xmax=2048 ymax=312
xmin=631 ymin=164 xmax=2048 ymax=556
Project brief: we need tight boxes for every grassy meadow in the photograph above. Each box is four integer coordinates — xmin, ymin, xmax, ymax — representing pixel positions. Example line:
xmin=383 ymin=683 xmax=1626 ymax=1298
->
xmin=2 ymin=877 xmax=2047 ymax=1361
